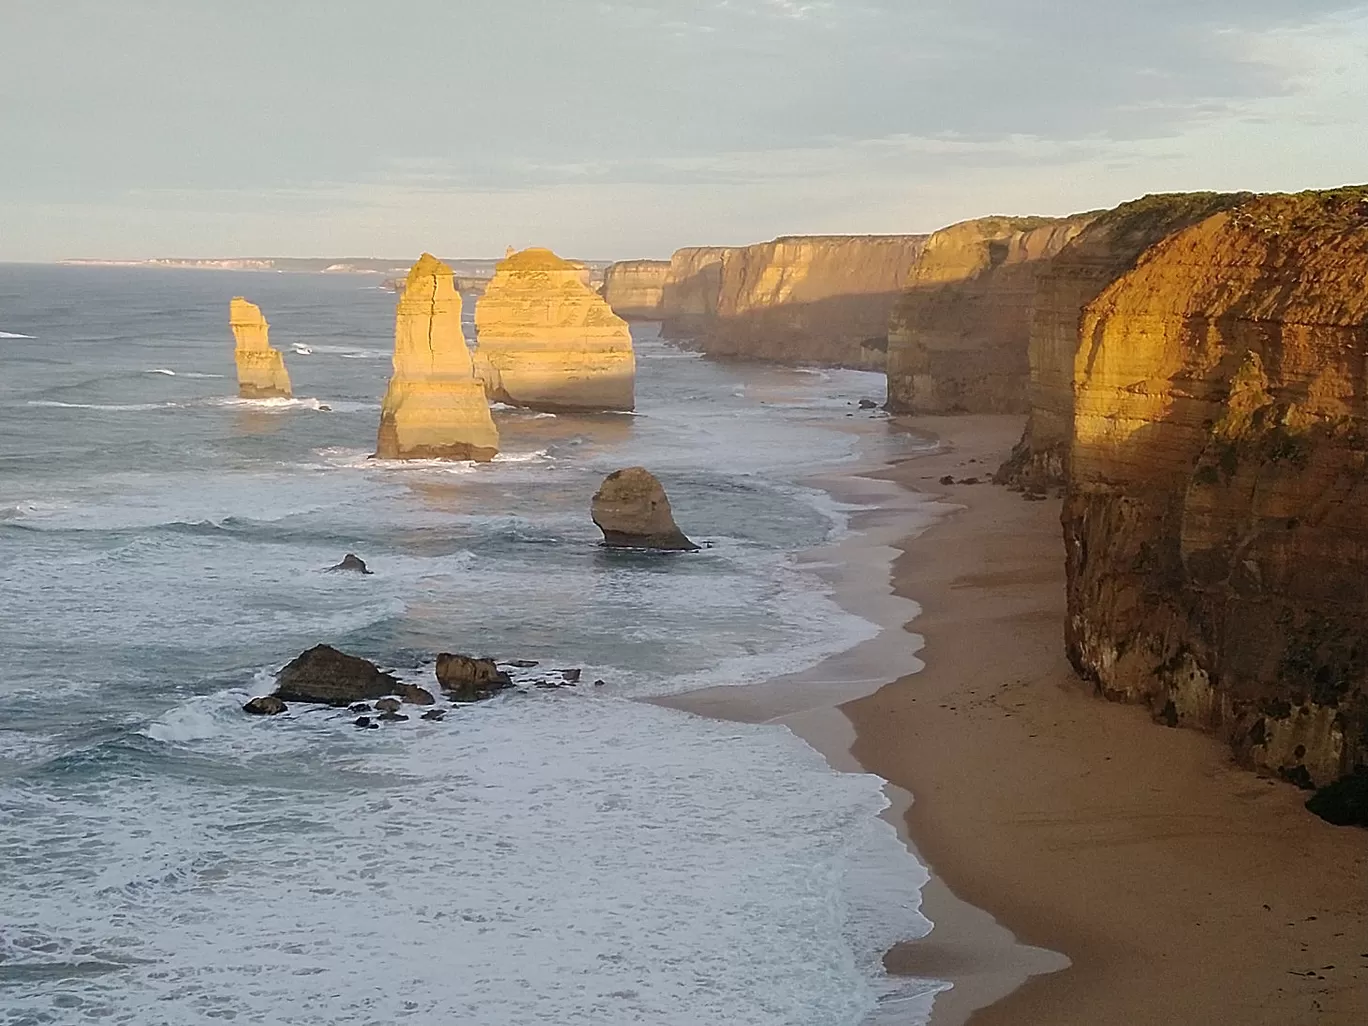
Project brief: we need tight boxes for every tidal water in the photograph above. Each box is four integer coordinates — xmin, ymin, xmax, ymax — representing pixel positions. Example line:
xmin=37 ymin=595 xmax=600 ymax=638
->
xmin=0 ymin=266 xmax=939 ymax=1025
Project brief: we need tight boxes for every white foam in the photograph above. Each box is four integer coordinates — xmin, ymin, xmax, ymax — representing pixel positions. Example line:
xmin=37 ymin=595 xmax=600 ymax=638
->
xmin=208 ymin=396 xmax=330 ymax=412
xmin=145 ymin=368 xmax=223 ymax=379
xmin=0 ymin=330 xmax=35 ymax=338
xmin=27 ymin=399 xmax=169 ymax=412
xmin=292 ymin=344 xmax=313 ymax=355
xmin=146 ymin=367 xmax=177 ymax=376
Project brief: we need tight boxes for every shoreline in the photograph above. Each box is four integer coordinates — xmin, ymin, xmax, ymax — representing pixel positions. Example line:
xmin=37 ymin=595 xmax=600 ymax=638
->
xmin=664 ymin=413 xmax=1368 ymax=1025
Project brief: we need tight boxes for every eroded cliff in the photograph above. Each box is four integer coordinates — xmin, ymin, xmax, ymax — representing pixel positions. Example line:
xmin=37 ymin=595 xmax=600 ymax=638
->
xmin=473 ymin=247 xmax=635 ymax=412
xmin=885 ymin=215 xmax=1094 ymax=413
xmin=376 ymin=253 xmax=498 ymax=461
xmin=603 ymin=260 xmax=670 ymax=320
xmin=230 ymin=297 xmax=292 ymax=399
xmin=996 ymin=193 xmax=1252 ymax=489
xmin=1064 ymin=187 xmax=1368 ymax=788
xmin=660 ymin=247 xmax=736 ymax=341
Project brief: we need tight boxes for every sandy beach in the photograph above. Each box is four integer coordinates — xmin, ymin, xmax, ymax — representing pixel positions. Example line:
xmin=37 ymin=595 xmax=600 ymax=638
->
xmin=668 ymin=413 xmax=1368 ymax=1026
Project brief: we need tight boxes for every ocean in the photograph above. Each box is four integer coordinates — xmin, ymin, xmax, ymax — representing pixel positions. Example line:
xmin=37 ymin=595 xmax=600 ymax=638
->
xmin=0 ymin=265 xmax=941 ymax=1025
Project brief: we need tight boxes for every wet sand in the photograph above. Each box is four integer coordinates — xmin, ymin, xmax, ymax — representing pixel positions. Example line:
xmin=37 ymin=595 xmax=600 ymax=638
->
xmin=667 ymin=413 xmax=1368 ymax=1025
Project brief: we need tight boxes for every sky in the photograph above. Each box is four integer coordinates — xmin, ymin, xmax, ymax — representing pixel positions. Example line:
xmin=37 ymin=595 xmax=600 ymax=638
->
xmin=2 ymin=0 xmax=1367 ymax=260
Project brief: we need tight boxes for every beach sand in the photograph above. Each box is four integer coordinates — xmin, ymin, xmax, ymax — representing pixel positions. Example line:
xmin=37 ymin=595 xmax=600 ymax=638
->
xmin=667 ymin=413 xmax=1368 ymax=1026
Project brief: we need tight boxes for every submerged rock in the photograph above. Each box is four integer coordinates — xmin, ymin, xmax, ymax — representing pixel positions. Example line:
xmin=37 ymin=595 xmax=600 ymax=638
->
xmin=590 ymin=467 xmax=698 ymax=551
xmin=375 ymin=253 xmax=499 ymax=461
xmin=354 ymin=715 xmax=378 ymax=729
xmin=395 ymin=683 xmax=435 ymax=706
xmin=325 ymin=553 xmax=373 ymax=574
xmin=273 ymin=644 xmax=404 ymax=707
xmin=421 ymin=709 xmax=447 ymax=722
xmin=243 ymin=696 xmax=287 ymax=716
xmin=378 ymin=711 xmax=409 ymax=723
xmin=230 ymin=297 xmax=293 ymax=399
xmin=436 ymin=653 xmax=513 ymax=703
xmin=375 ymin=697 xmax=401 ymax=713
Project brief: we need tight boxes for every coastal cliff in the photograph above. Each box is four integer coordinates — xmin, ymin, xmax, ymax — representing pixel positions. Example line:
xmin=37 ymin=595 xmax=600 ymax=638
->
xmin=660 ymin=247 xmax=736 ymax=341
xmin=473 ymin=247 xmax=635 ymax=412
xmin=1064 ymin=187 xmax=1368 ymax=788
xmin=885 ymin=215 xmax=1094 ymax=413
xmin=229 ymin=297 xmax=291 ymax=399
xmin=996 ymin=193 xmax=1252 ymax=489
xmin=376 ymin=253 xmax=498 ymax=461
xmin=602 ymin=260 xmax=670 ymax=320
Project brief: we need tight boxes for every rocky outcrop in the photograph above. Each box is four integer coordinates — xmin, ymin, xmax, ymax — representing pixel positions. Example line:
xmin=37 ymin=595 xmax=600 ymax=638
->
xmin=660 ymin=247 xmax=737 ymax=340
xmin=325 ymin=553 xmax=373 ymax=574
xmin=436 ymin=653 xmax=513 ymax=703
xmin=603 ymin=260 xmax=670 ymax=320
xmin=376 ymin=253 xmax=499 ymax=461
xmin=273 ymin=644 xmax=404 ymax=706
xmin=1063 ymin=186 xmax=1368 ymax=790
xmin=591 ymin=467 xmax=697 ymax=550
xmin=230 ymin=297 xmax=292 ymax=399
xmin=701 ymin=235 xmax=927 ymax=369
xmin=473 ymin=247 xmax=635 ymax=412
xmin=243 ymin=696 xmax=287 ymax=715
xmin=885 ymin=215 xmax=1096 ymax=413
xmin=996 ymin=193 xmax=1252 ymax=489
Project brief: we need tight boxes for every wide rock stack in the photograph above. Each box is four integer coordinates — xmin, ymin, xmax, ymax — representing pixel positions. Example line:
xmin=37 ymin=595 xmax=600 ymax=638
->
xmin=602 ymin=259 xmax=670 ymax=320
xmin=996 ymin=193 xmax=1251 ymax=490
xmin=1063 ymin=186 xmax=1368 ymax=790
xmin=884 ymin=215 xmax=1094 ymax=414
xmin=375 ymin=253 xmax=499 ymax=461
xmin=230 ymin=297 xmax=292 ymax=399
xmin=473 ymin=247 xmax=636 ymax=412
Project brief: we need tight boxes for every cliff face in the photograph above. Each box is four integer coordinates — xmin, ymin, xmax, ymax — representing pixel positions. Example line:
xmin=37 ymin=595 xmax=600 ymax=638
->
xmin=602 ymin=260 xmax=670 ymax=320
xmin=229 ymin=297 xmax=292 ymax=399
xmin=376 ymin=253 xmax=499 ymax=461
xmin=885 ymin=215 xmax=1095 ymax=413
xmin=473 ymin=247 xmax=635 ymax=412
xmin=996 ymin=193 xmax=1252 ymax=489
xmin=660 ymin=247 xmax=736 ymax=341
xmin=1064 ymin=187 xmax=1368 ymax=788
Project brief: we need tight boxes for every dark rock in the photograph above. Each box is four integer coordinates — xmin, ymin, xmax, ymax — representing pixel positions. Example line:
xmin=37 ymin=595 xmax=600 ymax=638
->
xmin=325 ymin=553 xmax=373 ymax=574
xmin=378 ymin=711 xmax=409 ymax=722
xmin=1305 ymin=771 xmax=1368 ymax=826
xmin=318 ymin=404 xmax=332 ymax=412
xmin=1023 ymin=491 xmax=1047 ymax=502
xmin=354 ymin=715 xmax=376 ymax=729
xmin=858 ymin=398 xmax=878 ymax=409
xmin=375 ymin=697 xmax=401 ymax=713
xmin=593 ymin=679 xmax=605 ymax=686
xmin=349 ymin=703 xmax=372 ymax=713
xmin=395 ymin=683 xmax=435 ymax=706
xmin=938 ymin=475 xmax=955 ymax=486
xmin=558 ymin=668 xmax=582 ymax=683
xmin=960 ymin=477 xmax=981 ymax=485
xmin=506 ymin=659 xmax=539 ymax=668
xmin=273 ymin=645 xmax=403 ymax=706
xmin=436 ymin=653 xmax=514 ymax=703
xmin=243 ymin=696 xmax=287 ymax=716
xmin=421 ymin=709 xmax=447 ymax=721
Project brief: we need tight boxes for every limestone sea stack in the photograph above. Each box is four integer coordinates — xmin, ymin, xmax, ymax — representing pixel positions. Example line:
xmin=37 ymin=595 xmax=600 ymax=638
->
xmin=1063 ymin=186 xmax=1368 ymax=791
xmin=591 ymin=467 xmax=697 ymax=550
xmin=375 ymin=253 xmax=499 ymax=461
xmin=602 ymin=259 xmax=670 ymax=320
xmin=230 ymin=297 xmax=292 ymax=399
xmin=884 ymin=215 xmax=1095 ymax=413
xmin=996 ymin=192 xmax=1252 ymax=490
xmin=473 ymin=247 xmax=636 ymax=412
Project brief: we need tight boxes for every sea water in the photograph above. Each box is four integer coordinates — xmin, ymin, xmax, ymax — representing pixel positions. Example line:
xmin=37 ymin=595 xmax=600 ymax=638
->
xmin=0 ymin=266 xmax=941 ymax=1025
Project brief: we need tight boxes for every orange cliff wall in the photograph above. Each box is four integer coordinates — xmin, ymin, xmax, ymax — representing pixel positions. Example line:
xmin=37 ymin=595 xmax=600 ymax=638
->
xmin=1063 ymin=187 xmax=1368 ymax=790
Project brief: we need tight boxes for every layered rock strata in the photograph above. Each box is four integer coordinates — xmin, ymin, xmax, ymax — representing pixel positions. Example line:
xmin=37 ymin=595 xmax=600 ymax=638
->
xmin=885 ymin=215 xmax=1095 ymax=413
xmin=473 ymin=247 xmax=635 ymax=412
xmin=602 ymin=259 xmax=670 ymax=320
xmin=1064 ymin=187 xmax=1368 ymax=789
xmin=996 ymin=193 xmax=1252 ymax=489
xmin=376 ymin=253 xmax=499 ymax=461
xmin=230 ymin=297 xmax=292 ymax=398
xmin=591 ymin=467 xmax=697 ymax=550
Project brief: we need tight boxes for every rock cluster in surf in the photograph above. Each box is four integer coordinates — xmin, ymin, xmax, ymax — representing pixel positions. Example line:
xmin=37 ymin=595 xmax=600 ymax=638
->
xmin=230 ymin=297 xmax=292 ymax=399
xmin=473 ymin=247 xmax=636 ymax=412
xmin=376 ymin=253 xmax=499 ymax=461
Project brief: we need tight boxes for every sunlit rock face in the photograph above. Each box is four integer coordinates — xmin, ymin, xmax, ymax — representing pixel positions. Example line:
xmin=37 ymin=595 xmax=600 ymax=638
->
xmin=1063 ymin=187 xmax=1368 ymax=788
xmin=230 ymin=297 xmax=292 ymax=399
xmin=473 ymin=247 xmax=635 ymax=412
xmin=996 ymin=193 xmax=1251 ymax=490
xmin=660 ymin=247 xmax=737 ymax=341
xmin=602 ymin=260 xmax=670 ymax=320
xmin=375 ymin=253 xmax=499 ymax=461
xmin=884 ymin=215 xmax=1095 ymax=414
